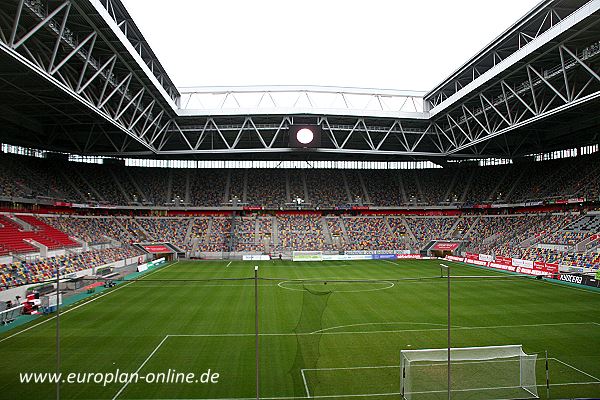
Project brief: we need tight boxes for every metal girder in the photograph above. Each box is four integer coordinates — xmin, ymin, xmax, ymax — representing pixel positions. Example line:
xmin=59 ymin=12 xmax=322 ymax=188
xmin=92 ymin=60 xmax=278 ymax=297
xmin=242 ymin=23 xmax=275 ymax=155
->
xmin=0 ymin=0 xmax=598 ymax=160
xmin=424 ymin=0 xmax=596 ymax=111
xmin=0 ymin=0 xmax=178 ymax=153
xmin=178 ymin=86 xmax=428 ymax=119
xmin=433 ymin=40 xmax=600 ymax=155
xmin=95 ymin=0 xmax=179 ymax=102
xmin=145 ymin=115 xmax=451 ymax=157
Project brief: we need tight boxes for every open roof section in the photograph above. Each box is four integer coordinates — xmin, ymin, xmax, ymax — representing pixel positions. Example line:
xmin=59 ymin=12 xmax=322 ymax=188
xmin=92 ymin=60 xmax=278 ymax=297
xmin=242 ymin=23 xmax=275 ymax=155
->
xmin=177 ymin=86 xmax=428 ymax=119
xmin=0 ymin=0 xmax=598 ymax=161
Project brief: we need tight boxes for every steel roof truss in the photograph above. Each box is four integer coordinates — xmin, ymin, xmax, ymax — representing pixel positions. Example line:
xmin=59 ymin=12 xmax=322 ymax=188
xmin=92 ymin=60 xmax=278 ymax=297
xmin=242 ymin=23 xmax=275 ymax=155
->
xmin=248 ymin=118 xmax=268 ymax=149
xmin=561 ymin=44 xmax=600 ymax=83
xmin=321 ymin=118 xmax=340 ymax=149
xmin=12 ymin=1 xmax=70 ymax=50
xmin=340 ymin=120 xmax=360 ymax=149
xmin=409 ymin=125 xmax=429 ymax=152
xmin=193 ymin=118 xmax=212 ymax=150
xmin=501 ymin=80 xmax=537 ymax=117
xmin=114 ymin=87 xmax=144 ymax=121
xmin=75 ymin=33 xmax=98 ymax=92
xmin=47 ymin=2 xmax=71 ymax=74
xmin=359 ymin=120 xmax=375 ymax=151
xmin=129 ymin=99 xmax=155 ymax=131
xmin=462 ymin=105 xmax=489 ymax=140
xmin=528 ymin=64 xmax=568 ymax=104
xmin=98 ymin=73 xmax=131 ymax=109
xmin=268 ymin=117 xmax=290 ymax=148
xmin=77 ymin=54 xmax=116 ymax=94
xmin=172 ymin=120 xmax=193 ymax=151
xmin=375 ymin=120 xmax=398 ymax=151
xmin=150 ymin=119 xmax=171 ymax=145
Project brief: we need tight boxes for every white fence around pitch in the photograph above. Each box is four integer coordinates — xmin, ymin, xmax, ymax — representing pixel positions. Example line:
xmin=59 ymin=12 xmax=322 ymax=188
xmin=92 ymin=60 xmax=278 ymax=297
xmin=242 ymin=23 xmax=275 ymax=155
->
xmin=0 ymin=305 xmax=24 ymax=325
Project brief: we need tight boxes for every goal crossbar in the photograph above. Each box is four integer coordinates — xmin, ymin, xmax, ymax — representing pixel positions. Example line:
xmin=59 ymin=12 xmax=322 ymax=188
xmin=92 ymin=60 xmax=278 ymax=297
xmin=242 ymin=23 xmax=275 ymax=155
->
xmin=401 ymin=344 xmax=526 ymax=362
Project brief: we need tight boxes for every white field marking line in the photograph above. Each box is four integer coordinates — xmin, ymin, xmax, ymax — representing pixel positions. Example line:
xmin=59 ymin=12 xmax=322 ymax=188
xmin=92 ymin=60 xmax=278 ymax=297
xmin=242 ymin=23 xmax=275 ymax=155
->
xmin=300 ymin=369 xmax=311 ymax=398
xmin=123 ymin=381 xmax=600 ymax=400
xmin=155 ymin=382 xmax=599 ymax=400
xmin=309 ymin=320 xmax=596 ymax=336
xmin=299 ymin=358 xmax=600 ymax=398
xmin=167 ymin=321 xmax=599 ymax=338
xmin=311 ymin=321 xmax=456 ymax=334
xmin=408 ymin=382 xmax=566 ymax=395
xmin=553 ymin=357 xmax=600 ymax=382
xmin=302 ymin=366 xmax=397 ymax=372
xmin=275 ymin=276 xmax=394 ymax=281
xmin=0 ymin=261 xmax=179 ymax=344
xmin=126 ymin=382 xmax=600 ymax=400
xmin=123 ymin=284 xmax=276 ymax=288
xmin=226 ymin=261 xmax=232 ymax=267
xmin=300 ymin=382 xmax=598 ymax=400
xmin=277 ymin=280 xmax=395 ymax=293
xmin=112 ymin=334 xmax=170 ymax=400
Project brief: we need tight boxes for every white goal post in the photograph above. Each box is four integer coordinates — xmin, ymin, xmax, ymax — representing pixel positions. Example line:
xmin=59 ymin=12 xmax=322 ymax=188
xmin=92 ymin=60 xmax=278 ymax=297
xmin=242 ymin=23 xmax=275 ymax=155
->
xmin=400 ymin=345 xmax=538 ymax=400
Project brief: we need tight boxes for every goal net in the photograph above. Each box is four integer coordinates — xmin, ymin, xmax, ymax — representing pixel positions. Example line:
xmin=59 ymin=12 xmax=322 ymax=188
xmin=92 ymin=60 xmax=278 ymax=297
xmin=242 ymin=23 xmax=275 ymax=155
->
xmin=400 ymin=345 xmax=538 ymax=400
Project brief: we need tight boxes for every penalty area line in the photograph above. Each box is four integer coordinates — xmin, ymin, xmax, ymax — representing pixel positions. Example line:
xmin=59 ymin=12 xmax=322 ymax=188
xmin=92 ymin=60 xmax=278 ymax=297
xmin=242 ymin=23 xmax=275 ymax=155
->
xmin=553 ymin=357 xmax=600 ymax=382
xmin=111 ymin=335 xmax=170 ymax=400
xmin=300 ymin=369 xmax=311 ymax=398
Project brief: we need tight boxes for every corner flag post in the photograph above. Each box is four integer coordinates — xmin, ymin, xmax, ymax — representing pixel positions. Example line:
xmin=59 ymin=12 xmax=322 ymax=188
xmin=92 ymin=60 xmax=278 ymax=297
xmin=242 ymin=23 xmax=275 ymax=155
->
xmin=255 ymin=265 xmax=259 ymax=400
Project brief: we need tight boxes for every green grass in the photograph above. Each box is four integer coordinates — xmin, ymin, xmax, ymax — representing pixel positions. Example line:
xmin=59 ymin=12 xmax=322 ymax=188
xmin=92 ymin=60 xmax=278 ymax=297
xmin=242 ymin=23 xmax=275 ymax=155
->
xmin=0 ymin=259 xmax=599 ymax=400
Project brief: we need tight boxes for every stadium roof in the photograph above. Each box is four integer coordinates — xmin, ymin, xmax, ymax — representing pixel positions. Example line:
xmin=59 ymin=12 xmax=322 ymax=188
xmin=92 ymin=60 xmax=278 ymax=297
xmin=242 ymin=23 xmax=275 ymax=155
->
xmin=0 ymin=0 xmax=598 ymax=161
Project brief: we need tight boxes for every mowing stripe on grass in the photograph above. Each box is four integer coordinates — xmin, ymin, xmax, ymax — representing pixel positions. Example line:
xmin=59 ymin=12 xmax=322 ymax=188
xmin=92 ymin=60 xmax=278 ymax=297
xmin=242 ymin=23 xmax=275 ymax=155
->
xmin=0 ymin=261 xmax=179 ymax=343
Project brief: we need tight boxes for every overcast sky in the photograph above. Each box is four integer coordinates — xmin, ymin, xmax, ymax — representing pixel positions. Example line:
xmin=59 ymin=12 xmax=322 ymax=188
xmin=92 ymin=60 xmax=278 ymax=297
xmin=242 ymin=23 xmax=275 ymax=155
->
xmin=121 ymin=0 xmax=542 ymax=92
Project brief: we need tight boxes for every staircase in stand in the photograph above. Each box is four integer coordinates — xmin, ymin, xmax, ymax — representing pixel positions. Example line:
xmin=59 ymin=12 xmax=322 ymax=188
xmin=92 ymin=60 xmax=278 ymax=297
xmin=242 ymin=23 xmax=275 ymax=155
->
xmin=16 ymin=215 xmax=80 ymax=249
xmin=0 ymin=214 xmax=79 ymax=254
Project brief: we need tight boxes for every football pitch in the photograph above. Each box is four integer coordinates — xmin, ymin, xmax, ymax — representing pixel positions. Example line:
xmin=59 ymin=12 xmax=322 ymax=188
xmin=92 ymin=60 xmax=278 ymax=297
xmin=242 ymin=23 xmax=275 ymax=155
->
xmin=0 ymin=259 xmax=599 ymax=400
